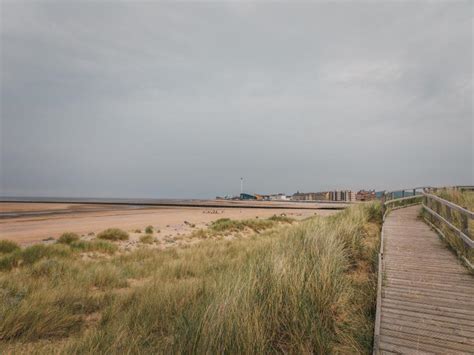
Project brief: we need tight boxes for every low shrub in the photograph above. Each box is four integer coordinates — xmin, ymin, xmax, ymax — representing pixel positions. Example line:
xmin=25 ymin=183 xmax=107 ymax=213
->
xmin=145 ymin=225 xmax=154 ymax=234
xmin=21 ymin=244 xmax=71 ymax=265
xmin=88 ymin=264 xmax=128 ymax=290
xmin=0 ymin=240 xmax=20 ymax=254
xmin=57 ymin=232 xmax=80 ymax=245
xmin=139 ymin=234 xmax=155 ymax=244
xmin=0 ymin=252 xmax=20 ymax=271
xmin=0 ymin=244 xmax=71 ymax=271
xmin=210 ymin=218 xmax=274 ymax=233
xmin=268 ymin=215 xmax=295 ymax=223
xmin=30 ymin=258 xmax=69 ymax=278
xmin=97 ymin=228 xmax=129 ymax=241
xmin=191 ymin=229 xmax=209 ymax=239
xmin=70 ymin=240 xmax=118 ymax=254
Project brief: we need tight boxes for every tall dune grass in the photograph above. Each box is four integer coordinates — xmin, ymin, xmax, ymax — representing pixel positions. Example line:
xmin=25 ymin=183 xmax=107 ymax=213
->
xmin=0 ymin=203 xmax=381 ymax=354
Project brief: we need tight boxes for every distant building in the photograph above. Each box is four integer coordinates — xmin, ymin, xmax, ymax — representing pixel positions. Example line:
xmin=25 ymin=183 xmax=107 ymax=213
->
xmin=292 ymin=191 xmax=331 ymax=201
xmin=240 ymin=193 xmax=257 ymax=200
xmin=292 ymin=192 xmax=317 ymax=201
xmin=293 ymin=190 xmax=353 ymax=202
xmin=356 ymin=190 xmax=376 ymax=201
xmin=269 ymin=193 xmax=289 ymax=201
xmin=328 ymin=190 xmax=353 ymax=202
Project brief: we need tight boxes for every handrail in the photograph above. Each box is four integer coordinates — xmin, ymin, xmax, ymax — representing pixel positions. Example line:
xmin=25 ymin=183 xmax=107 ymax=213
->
xmin=380 ymin=188 xmax=427 ymax=216
xmin=422 ymin=192 xmax=474 ymax=218
xmin=372 ymin=214 xmax=385 ymax=354
xmin=382 ymin=187 xmax=428 ymax=202
xmin=379 ymin=187 xmax=473 ymax=249
xmin=422 ymin=203 xmax=474 ymax=248
xmin=421 ymin=191 xmax=473 ymax=250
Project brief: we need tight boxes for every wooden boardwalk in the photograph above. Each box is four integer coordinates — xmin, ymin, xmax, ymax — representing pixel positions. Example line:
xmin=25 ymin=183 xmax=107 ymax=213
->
xmin=377 ymin=206 xmax=474 ymax=354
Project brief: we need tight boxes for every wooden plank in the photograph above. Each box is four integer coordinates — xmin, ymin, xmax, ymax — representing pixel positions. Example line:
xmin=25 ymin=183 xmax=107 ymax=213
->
xmin=383 ymin=292 xmax=474 ymax=315
xmin=379 ymin=341 xmax=435 ymax=354
xmin=385 ymin=278 xmax=474 ymax=293
xmin=383 ymin=285 xmax=474 ymax=303
xmin=379 ymin=335 xmax=469 ymax=355
xmin=382 ymin=308 xmax=474 ymax=330
xmin=383 ymin=284 xmax=474 ymax=300
xmin=381 ymin=322 xmax=474 ymax=346
xmin=382 ymin=314 xmax=474 ymax=338
xmin=382 ymin=297 xmax=474 ymax=325
xmin=380 ymin=329 xmax=474 ymax=353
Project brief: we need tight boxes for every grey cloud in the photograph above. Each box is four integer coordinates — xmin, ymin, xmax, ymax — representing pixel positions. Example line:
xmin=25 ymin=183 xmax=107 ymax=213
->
xmin=1 ymin=1 xmax=472 ymax=198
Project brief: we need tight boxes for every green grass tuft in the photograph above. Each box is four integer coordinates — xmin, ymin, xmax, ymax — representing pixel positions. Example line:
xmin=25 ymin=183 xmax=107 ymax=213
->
xmin=268 ymin=214 xmax=295 ymax=223
xmin=97 ymin=228 xmax=129 ymax=241
xmin=70 ymin=240 xmax=118 ymax=254
xmin=145 ymin=225 xmax=154 ymax=234
xmin=0 ymin=240 xmax=20 ymax=254
xmin=139 ymin=234 xmax=155 ymax=244
xmin=0 ymin=203 xmax=381 ymax=353
xmin=57 ymin=232 xmax=80 ymax=245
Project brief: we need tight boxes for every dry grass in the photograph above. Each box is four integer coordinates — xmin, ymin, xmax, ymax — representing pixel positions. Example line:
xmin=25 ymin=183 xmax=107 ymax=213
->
xmin=0 ymin=240 xmax=20 ymax=254
xmin=0 ymin=203 xmax=381 ymax=354
xmin=139 ymin=234 xmax=156 ymax=244
xmin=57 ymin=232 xmax=80 ymax=245
xmin=433 ymin=188 xmax=474 ymax=211
xmin=97 ymin=228 xmax=129 ymax=241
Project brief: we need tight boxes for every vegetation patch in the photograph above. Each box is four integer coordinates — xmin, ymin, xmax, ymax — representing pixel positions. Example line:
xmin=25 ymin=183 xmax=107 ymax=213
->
xmin=139 ymin=234 xmax=155 ymax=244
xmin=0 ymin=203 xmax=381 ymax=353
xmin=268 ymin=214 xmax=295 ymax=223
xmin=57 ymin=232 xmax=80 ymax=245
xmin=144 ymin=225 xmax=154 ymax=234
xmin=210 ymin=217 xmax=274 ymax=233
xmin=69 ymin=240 xmax=118 ymax=254
xmin=0 ymin=240 xmax=20 ymax=254
xmin=97 ymin=228 xmax=129 ymax=241
xmin=0 ymin=244 xmax=72 ymax=271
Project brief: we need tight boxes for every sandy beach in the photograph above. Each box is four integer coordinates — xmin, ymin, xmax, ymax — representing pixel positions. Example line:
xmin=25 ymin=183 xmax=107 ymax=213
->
xmin=0 ymin=202 xmax=339 ymax=245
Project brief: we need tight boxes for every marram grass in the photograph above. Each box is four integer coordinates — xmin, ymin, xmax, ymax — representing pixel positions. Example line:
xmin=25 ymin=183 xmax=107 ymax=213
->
xmin=0 ymin=203 xmax=381 ymax=354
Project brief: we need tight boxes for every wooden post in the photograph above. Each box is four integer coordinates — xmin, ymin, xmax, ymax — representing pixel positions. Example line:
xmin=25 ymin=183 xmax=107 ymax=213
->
xmin=428 ymin=197 xmax=434 ymax=223
xmin=445 ymin=205 xmax=451 ymax=223
xmin=381 ymin=192 xmax=386 ymax=216
xmin=461 ymin=210 xmax=469 ymax=240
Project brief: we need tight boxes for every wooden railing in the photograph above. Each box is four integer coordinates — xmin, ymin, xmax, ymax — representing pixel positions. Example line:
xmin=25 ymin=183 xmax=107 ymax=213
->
xmin=421 ymin=191 xmax=474 ymax=269
xmin=379 ymin=186 xmax=473 ymax=253
xmin=380 ymin=187 xmax=428 ymax=218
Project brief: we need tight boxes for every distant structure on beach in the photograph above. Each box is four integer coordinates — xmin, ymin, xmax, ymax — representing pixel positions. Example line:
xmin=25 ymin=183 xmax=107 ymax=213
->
xmin=239 ymin=193 xmax=290 ymax=201
xmin=291 ymin=190 xmax=354 ymax=202
xmin=222 ymin=189 xmax=376 ymax=202
xmin=355 ymin=190 xmax=377 ymax=201
xmin=292 ymin=191 xmax=328 ymax=201
xmin=239 ymin=193 xmax=257 ymax=200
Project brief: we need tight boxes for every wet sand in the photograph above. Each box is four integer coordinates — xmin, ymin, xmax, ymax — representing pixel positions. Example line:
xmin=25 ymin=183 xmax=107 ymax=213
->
xmin=0 ymin=203 xmax=339 ymax=245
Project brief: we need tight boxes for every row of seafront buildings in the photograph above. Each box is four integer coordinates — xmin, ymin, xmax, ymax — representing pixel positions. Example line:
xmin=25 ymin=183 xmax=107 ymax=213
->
xmin=238 ymin=189 xmax=376 ymax=202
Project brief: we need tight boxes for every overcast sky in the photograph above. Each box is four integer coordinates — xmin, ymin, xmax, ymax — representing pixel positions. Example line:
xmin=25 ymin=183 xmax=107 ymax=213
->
xmin=1 ymin=1 xmax=472 ymax=198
